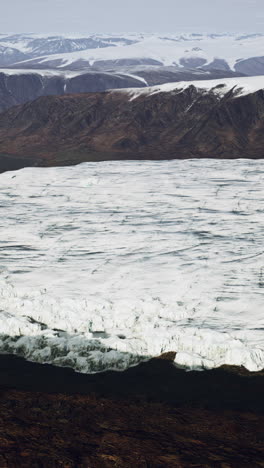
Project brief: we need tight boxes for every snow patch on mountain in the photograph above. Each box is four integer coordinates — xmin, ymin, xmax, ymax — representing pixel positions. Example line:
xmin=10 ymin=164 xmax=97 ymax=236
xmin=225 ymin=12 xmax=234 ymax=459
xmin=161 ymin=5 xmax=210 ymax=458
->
xmin=9 ymin=33 xmax=264 ymax=72
xmin=119 ymin=75 xmax=264 ymax=100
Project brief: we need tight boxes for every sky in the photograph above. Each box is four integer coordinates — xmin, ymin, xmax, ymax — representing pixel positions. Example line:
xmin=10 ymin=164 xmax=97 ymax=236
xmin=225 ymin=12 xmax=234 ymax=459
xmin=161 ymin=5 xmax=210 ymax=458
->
xmin=1 ymin=0 xmax=264 ymax=34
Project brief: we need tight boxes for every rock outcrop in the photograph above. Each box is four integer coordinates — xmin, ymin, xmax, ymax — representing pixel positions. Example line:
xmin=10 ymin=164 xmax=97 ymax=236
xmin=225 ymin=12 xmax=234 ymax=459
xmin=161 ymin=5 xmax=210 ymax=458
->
xmin=0 ymin=68 xmax=245 ymax=113
xmin=0 ymin=70 xmax=146 ymax=113
xmin=0 ymin=78 xmax=264 ymax=171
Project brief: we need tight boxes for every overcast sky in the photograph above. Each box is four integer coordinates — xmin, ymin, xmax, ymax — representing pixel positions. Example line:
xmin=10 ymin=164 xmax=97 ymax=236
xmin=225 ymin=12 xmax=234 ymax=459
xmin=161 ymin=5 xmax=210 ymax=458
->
xmin=1 ymin=0 xmax=264 ymax=34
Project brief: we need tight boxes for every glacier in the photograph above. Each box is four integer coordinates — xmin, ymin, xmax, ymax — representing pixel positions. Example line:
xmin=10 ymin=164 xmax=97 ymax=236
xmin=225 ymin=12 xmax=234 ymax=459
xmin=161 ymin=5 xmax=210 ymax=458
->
xmin=8 ymin=32 xmax=264 ymax=73
xmin=0 ymin=159 xmax=263 ymax=373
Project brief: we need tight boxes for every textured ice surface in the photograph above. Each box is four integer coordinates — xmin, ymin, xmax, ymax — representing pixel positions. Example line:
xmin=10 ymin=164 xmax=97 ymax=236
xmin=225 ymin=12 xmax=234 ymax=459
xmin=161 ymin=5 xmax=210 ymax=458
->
xmin=0 ymin=160 xmax=263 ymax=373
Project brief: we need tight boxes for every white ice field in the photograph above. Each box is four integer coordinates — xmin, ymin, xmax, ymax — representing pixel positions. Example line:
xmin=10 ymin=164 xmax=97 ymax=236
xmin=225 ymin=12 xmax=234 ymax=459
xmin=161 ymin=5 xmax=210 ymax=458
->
xmin=9 ymin=32 xmax=264 ymax=71
xmin=0 ymin=159 xmax=263 ymax=373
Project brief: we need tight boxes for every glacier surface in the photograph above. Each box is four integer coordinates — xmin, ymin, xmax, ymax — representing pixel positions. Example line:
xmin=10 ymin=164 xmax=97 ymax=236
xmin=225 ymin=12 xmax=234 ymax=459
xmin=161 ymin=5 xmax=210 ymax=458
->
xmin=9 ymin=32 xmax=264 ymax=72
xmin=0 ymin=160 xmax=263 ymax=373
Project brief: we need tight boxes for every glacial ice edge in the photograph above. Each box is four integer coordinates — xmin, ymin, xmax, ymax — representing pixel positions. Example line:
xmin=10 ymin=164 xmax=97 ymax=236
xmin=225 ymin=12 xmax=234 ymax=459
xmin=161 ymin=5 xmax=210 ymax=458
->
xmin=0 ymin=159 xmax=263 ymax=373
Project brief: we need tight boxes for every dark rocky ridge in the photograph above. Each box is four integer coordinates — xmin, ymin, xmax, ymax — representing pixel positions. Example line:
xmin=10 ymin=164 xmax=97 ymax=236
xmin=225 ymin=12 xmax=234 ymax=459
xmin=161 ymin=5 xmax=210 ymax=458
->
xmin=0 ymin=82 xmax=264 ymax=171
xmin=0 ymin=70 xmax=146 ymax=113
xmin=0 ymin=355 xmax=263 ymax=467
xmin=134 ymin=66 xmax=245 ymax=86
xmin=0 ymin=68 xmax=245 ymax=113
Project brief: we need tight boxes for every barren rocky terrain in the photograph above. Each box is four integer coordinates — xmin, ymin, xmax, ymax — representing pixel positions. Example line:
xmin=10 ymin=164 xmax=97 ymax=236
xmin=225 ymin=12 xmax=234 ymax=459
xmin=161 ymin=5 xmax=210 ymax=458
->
xmin=0 ymin=78 xmax=264 ymax=173
xmin=0 ymin=355 xmax=263 ymax=467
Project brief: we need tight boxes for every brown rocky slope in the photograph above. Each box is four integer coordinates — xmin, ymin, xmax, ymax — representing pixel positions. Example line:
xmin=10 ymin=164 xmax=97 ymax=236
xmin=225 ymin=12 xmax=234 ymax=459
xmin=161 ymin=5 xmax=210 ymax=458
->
xmin=0 ymin=354 xmax=263 ymax=467
xmin=0 ymin=79 xmax=264 ymax=171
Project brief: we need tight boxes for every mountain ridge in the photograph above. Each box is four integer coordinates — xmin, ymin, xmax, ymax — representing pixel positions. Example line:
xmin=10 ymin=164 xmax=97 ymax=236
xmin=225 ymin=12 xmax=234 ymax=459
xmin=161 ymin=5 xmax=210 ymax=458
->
xmin=2 ymin=32 xmax=264 ymax=76
xmin=0 ymin=76 xmax=264 ymax=171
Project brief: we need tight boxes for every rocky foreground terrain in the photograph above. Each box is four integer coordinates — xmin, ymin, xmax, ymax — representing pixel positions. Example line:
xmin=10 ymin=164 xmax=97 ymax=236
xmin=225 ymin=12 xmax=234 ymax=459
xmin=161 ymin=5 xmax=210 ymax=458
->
xmin=0 ymin=76 xmax=264 ymax=172
xmin=0 ymin=354 xmax=263 ymax=467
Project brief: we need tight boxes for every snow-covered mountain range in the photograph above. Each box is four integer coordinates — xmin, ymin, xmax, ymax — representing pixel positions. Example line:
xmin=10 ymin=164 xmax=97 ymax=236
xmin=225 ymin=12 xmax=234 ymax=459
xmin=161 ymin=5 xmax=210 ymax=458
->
xmin=1 ymin=32 xmax=264 ymax=75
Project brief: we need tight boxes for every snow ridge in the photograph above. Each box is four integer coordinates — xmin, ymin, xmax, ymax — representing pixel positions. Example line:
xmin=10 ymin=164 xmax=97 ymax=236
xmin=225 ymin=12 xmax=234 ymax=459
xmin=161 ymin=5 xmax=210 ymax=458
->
xmin=116 ymin=75 xmax=264 ymax=100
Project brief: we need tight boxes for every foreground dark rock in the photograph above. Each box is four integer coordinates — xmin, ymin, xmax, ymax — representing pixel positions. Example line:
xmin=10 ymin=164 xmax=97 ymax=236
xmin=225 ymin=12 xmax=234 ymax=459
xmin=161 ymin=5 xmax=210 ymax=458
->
xmin=0 ymin=355 xmax=263 ymax=467
xmin=0 ymin=80 xmax=264 ymax=172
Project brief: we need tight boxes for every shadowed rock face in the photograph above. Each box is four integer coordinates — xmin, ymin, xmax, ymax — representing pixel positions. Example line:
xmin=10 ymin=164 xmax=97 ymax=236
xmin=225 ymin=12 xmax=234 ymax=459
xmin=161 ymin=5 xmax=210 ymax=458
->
xmin=93 ymin=58 xmax=164 ymax=68
xmin=235 ymin=56 xmax=264 ymax=75
xmin=0 ymin=46 xmax=30 ymax=66
xmin=179 ymin=57 xmax=207 ymax=68
xmin=66 ymin=72 xmax=145 ymax=93
xmin=0 ymin=68 xmax=245 ymax=113
xmin=0 ymin=72 xmax=58 ymax=111
xmin=0 ymin=84 xmax=264 ymax=170
xmin=0 ymin=71 xmax=146 ymax=113
xmin=202 ymin=58 xmax=231 ymax=71
xmin=135 ymin=67 xmax=244 ymax=86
